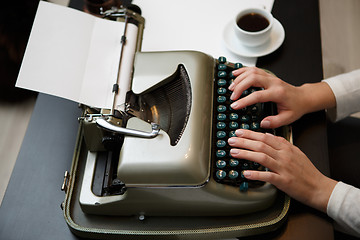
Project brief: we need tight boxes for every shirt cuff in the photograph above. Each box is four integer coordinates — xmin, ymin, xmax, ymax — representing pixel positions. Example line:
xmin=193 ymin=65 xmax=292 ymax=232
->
xmin=322 ymin=69 xmax=360 ymax=122
xmin=327 ymin=181 xmax=347 ymax=218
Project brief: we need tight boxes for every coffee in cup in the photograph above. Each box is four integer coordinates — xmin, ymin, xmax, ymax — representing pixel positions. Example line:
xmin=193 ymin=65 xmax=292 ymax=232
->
xmin=233 ymin=8 xmax=273 ymax=47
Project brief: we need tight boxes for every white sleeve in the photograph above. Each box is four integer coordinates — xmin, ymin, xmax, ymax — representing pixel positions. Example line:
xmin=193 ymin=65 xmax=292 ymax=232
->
xmin=322 ymin=69 xmax=360 ymax=122
xmin=327 ymin=182 xmax=360 ymax=237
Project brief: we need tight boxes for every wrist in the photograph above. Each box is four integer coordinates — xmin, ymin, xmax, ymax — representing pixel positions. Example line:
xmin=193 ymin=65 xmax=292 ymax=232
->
xmin=299 ymin=82 xmax=336 ymax=114
xmin=311 ymin=176 xmax=338 ymax=213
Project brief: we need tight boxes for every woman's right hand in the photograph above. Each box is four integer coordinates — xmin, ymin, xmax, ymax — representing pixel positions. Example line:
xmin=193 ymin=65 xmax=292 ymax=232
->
xmin=228 ymin=129 xmax=338 ymax=213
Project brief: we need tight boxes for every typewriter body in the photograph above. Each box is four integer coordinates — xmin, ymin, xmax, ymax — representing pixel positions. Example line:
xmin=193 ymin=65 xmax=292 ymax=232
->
xmin=76 ymin=8 xmax=290 ymax=218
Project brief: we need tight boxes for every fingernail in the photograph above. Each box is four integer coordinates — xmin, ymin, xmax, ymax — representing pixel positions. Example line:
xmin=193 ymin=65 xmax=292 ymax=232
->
xmin=229 ymin=82 xmax=235 ymax=90
xmin=243 ymin=171 xmax=251 ymax=178
xmin=235 ymin=129 xmax=244 ymax=136
xmin=228 ymin=138 xmax=236 ymax=144
xmin=230 ymin=149 xmax=240 ymax=155
xmin=261 ymin=120 xmax=271 ymax=128
xmin=230 ymin=101 xmax=238 ymax=109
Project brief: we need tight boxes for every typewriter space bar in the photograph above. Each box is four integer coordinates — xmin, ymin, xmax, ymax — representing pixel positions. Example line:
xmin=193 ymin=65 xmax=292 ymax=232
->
xmin=96 ymin=118 xmax=160 ymax=138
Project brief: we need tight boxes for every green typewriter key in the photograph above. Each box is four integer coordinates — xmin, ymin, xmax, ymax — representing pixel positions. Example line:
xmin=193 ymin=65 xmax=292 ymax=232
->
xmin=252 ymin=162 xmax=260 ymax=169
xmin=217 ymin=105 xmax=226 ymax=112
xmin=216 ymin=150 xmax=226 ymax=158
xmin=217 ymin=87 xmax=227 ymax=95
xmin=217 ymin=122 xmax=226 ymax=129
xmin=218 ymin=64 xmax=227 ymax=71
xmin=218 ymin=71 xmax=227 ymax=78
xmin=229 ymin=131 xmax=236 ymax=137
xmin=216 ymin=160 xmax=226 ymax=168
xmin=251 ymin=122 xmax=260 ymax=130
xmin=216 ymin=170 xmax=226 ymax=180
xmin=217 ymin=131 xmax=226 ymax=138
xmin=216 ymin=140 xmax=226 ymax=148
xmin=241 ymin=89 xmax=249 ymax=98
xmin=251 ymin=105 xmax=258 ymax=113
xmin=229 ymin=72 xmax=235 ymax=79
xmin=240 ymin=181 xmax=249 ymax=192
xmin=242 ymin=162 xmax=250 ymax=170
xmin=229 ymin=121 xmax=239 ymax=129
xmin=241 ymin=115 xmax=250 ymax=122
xmin=217 ymin=79 xmax=227 ymax=86
xmin=217 ymin=113 xmax=226 ymax=121
xmin=217 ymin=95 xmax=226 ymax=103
xmin=229 ymin=170 xmax=239 ymax=179
xmin=229 ymin=113 xmax=238 ymax=120
xmin=235 ymin=63 xmax=243 ymax=69
xmin=229 ymin=159 xmax=239 ymax=167
xmin=218 ymin=56 xmax=226 ymax=63
xmin=240 ymin=123 xmax=250 ymax=129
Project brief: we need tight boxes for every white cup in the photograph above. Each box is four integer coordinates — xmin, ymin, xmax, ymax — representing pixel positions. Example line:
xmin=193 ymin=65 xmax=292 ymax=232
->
xmin=233 ymin=8 xmax=273 ymax=47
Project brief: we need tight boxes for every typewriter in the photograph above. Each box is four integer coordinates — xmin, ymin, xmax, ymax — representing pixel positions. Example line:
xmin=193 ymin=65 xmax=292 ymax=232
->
xmin=74 ymin=8 xmax=291 ymax=218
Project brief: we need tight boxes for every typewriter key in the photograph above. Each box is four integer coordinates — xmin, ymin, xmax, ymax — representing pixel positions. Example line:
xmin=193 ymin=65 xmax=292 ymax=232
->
xmin=217 ymin=96 xmax=226 ymax=103
xmin=229 ymin=159 xmax=239 ymax=167
xmin=217 ymin=131 xmax=226 ymax=138
xmin=229 ymin=170 xmax=239 ymax=179
xmin=217 ymin=113 xmax=226 ymax=121
xmin=216 ymin=122 xmax=226 ymax=129
xmin=216 ymin=160 xmax=226 ymax=168
xmin=216 ymin=150 xmax=226 ymax=158
xmin=240 ymin=181 xmax=249 ymax=192
xmin=229 ymin=113 xmax=239 ymax=120
xmin=216 ymin=170 xmax=226 ymax=179
xmin=216 ymin=140 xmax=226 ymax=148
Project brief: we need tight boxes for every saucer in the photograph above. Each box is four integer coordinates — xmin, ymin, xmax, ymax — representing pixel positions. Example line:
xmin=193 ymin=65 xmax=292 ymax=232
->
xmin=223 ymin=18 xmax=285 ymax=58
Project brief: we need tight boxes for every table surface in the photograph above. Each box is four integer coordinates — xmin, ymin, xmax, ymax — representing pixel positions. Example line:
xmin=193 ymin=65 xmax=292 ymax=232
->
xmin=0 ymin=0 xmax=334 ymax=239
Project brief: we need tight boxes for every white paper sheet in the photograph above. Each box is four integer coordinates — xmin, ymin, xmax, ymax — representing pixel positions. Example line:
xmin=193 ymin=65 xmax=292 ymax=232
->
xmin=16 ymin=1 xmax=138 ymax=109
xmin=132 ymin=0 xmax=274 ymax=66
xmin=16 ymin=0 xmax=274 ymax=109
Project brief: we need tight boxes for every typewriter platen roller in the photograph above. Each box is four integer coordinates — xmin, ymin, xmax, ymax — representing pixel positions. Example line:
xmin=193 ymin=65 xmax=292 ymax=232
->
xmin=78 ymin=50 xmax=293 ymax=217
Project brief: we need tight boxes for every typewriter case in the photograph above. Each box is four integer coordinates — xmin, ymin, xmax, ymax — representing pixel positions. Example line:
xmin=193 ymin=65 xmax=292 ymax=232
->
xmin=61 ymin=8 xmax=291 ymax=239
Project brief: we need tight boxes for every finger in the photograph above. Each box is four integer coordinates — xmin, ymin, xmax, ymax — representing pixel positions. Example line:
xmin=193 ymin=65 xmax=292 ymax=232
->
xmin=229 ymin=67 xmax=255 ymax=90
xmin=242 ymin=170 xmax=281 ymax=186
xmin=227 ymin=135 xmax=279 ymax=161
xmin=229 ymin=148 xmax=280 ymax=171
xmin=230 ymin=89 xmax=271 ymax=109
xmin=233 ymin=129 xmax=284 ymax=150
xmin=230 ymin=72 xmax=268 ymax=100
xmin=261 ymin=112 xmax=295 ymax=129
xmin=229 ymin=67 xmax=270 ymax=96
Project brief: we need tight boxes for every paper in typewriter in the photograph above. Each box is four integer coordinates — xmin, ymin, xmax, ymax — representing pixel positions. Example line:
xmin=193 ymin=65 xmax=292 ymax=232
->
xmin=16 ymin=1 xmax=138 ymax=109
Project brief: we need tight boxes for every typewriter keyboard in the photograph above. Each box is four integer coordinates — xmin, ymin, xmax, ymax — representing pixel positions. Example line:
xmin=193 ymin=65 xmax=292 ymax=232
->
xmin=212 ymin=56 xmax=275 ymax=192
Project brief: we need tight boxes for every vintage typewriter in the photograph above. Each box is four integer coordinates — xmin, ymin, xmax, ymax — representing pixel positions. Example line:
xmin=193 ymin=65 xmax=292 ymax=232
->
xmin=79 ymin=50 xmax=283 ymax=216
xmin=61 ymin=6 xmax=291 ymax=239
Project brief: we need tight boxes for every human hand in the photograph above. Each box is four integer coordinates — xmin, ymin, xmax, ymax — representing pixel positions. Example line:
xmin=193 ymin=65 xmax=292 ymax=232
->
xmin=228 ymin=129 xmax=337 ymax=213
xmin=228 ymin=67 xmax=335 ymax=128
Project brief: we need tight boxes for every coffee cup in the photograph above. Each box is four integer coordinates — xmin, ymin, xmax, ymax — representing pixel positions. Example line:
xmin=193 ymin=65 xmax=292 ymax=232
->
xmin=233 ymin=8 xmax=273 ymax=47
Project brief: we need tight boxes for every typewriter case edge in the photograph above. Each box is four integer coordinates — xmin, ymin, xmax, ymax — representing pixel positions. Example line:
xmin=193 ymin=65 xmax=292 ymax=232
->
xmin=62 ymin=121 xmax=291 ymax=239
